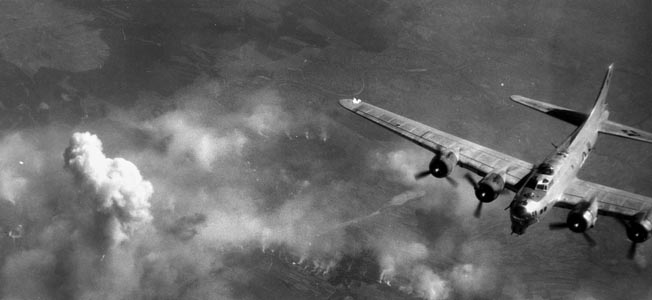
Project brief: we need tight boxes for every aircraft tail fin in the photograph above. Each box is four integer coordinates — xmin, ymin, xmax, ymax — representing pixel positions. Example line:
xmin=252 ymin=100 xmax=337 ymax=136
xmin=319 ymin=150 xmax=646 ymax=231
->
xmin=584 ymin=63 xmax=652 ymax=144
xmin=511 ymin=63 xmax=652 ymax=144
xmin=589 ymin=63 xmax=614 ymax=118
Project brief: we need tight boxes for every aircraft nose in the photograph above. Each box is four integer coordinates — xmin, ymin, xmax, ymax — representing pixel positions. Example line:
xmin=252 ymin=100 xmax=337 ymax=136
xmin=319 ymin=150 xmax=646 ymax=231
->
xmin=510 ymin=203 xmax=528 ymax=219
xmin=510 ymin=201 xmax=534 ymax=235
xmin=511 ymin=223 xmax=527 ymax=235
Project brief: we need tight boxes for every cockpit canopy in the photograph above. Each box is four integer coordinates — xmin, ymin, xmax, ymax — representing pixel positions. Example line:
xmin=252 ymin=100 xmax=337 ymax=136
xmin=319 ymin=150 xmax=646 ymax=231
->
xmin=525 ymin=176 xmax=552 ymax=192
xmin=536 ymin=163 xmax=554 ymax=175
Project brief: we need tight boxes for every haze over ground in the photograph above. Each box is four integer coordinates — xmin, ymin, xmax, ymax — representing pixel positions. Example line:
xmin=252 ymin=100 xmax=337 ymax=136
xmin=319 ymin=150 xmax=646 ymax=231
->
xmin=0 ymin=0 xmax=651 ymax=299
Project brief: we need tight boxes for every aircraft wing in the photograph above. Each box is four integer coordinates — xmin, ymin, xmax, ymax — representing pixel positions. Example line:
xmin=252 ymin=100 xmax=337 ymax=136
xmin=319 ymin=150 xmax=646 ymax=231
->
xmin=510 ymin=95 xmax=587 ymax=126
xmin=339 ymin=98 xmax=533 ymax=191
xmin=558 ymin=178 xmax=652 ymax=218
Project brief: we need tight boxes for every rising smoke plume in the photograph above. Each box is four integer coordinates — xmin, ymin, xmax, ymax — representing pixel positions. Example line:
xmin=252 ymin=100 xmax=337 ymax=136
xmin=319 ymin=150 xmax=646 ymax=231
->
xmin=63 ymin=131 xmax=153 ymax=247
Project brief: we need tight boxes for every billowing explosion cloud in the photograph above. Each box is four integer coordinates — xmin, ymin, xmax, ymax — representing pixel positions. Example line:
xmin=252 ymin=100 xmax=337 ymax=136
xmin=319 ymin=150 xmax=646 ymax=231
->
xmin=63 ymin=132 xmax=153 ymax=247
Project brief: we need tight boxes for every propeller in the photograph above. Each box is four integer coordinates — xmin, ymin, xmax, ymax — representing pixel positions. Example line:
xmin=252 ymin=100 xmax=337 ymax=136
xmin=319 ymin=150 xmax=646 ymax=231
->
xmin=615 ymin=218 xmax=639 ymax=260
xmin=548 ymin=222 xmax=568 ymax=230
xmin=413 ymin=145 xmax=459 ymax=187
xmin=473 ymin=202 xmax=483 ymax=219
xmin=462 ymin=173 xmax=483 ymax=218
xmin=414 ymin=170 xmax=430 ymax=180
xmin=414 ymin=146 xmax=442 ymax=181
xmin=463 ymin=172 xmax=512 ymax=217
xmin=445 ymin=176 xmax=459 ymax=187
xmin=463 ymin=173 xmax=479 ymax=189
xmin=547 ymin=222 xmax=597 ymax=247
xmin=462 ymin=172 xmax=511 ymax=195
xmin=627 ymin=241 xmax=638 ymax=260
xmin=414 ymin=170 xmax=459 ymax=186
xmin=582 ymin=232 xmax=597 ymax=248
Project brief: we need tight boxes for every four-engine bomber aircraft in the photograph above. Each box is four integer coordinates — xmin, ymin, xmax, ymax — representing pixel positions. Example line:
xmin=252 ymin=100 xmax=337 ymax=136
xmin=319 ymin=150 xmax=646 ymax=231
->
xmin=339 ymin=64 xmax=652 ymax=258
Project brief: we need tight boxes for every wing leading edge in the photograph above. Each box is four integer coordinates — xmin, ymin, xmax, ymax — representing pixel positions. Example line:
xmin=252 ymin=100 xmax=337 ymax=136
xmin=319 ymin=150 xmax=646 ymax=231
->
xmin=339 ymin=98 xmax=533 ymax=191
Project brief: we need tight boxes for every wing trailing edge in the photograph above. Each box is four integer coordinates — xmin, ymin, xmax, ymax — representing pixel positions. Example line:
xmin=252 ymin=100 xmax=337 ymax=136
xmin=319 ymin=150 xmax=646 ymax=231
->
xmin=510 ymin=95 xmax=587 ymax=126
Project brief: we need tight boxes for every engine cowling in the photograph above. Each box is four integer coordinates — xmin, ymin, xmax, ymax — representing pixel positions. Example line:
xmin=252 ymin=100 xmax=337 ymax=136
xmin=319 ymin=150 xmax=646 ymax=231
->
xmin=566 ymin=200 xmax=598 ymax=233
xmin=627 ymin=210 xmax=652 ymax=243
xmin=475 ymin=173 xmax=505 ymax=203
xmin=428 ymin=151 xmax=458 ymax=178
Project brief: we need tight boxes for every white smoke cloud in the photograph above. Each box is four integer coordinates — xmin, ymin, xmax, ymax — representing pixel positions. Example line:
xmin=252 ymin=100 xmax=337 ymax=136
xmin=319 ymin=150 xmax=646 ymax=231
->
xmin=0 ymin=170 xmax=27 ymax=205
xmin=245 ymin=103 xmax=291 ymax=137
xmin=0 ymin=133 xmax=46 ymax=204
xmin=373 ymin=238 xmax=454 ymax=300
xmin=199 ymin=204 xmax=265 ymax=246
xmin=405 ymin=265 xmax=451 ymax=300
xmin=64 ymin=132 xmax=153 ymax=246
xmin=370 ymin=148 xmax=431 ymax=186
xmin=449 ymin=263 xmax=492 ymax=296
xmin=85 ymin=77 xmax=357 ymax=299
xmin=150 ymin=111 xmax=249 ymax=170
xmin=378 ymin=240 xmax=428 ymax=281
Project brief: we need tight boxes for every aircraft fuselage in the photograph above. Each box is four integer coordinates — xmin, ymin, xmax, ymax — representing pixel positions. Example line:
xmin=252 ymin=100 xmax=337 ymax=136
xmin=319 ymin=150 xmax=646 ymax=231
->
xmin=509 ymin=105 xmax=608 ymax=234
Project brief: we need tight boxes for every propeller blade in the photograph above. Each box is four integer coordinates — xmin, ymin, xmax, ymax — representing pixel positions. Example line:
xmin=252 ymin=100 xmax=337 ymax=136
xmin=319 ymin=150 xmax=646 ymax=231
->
xmin=445 ymin=176 xmax=459 ymax=187
xmin=548 ymin=222 xmax=568 ymax=230
xmin=627 ymin=242 xmax=637 ymax=260
xmin=474 ymin=202 xmax=483 ymax=218
xmin=414 ymin=170 xmax=430 ymax=180
xmin=463 ymin=173 xmax=478 ymax=189
xmin=614 ymin=218 xmax=638 ymax=259
xmin=582 ymin=232 xmax=597 ymax=248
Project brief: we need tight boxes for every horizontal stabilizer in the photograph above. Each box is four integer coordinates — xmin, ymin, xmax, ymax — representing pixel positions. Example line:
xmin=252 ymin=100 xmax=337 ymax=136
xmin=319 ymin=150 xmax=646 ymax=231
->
xmin=511 ymin=94 xmax=652 ymax=144
xmin=510 ymin=95 xmax=587 ymax=126
xmin=600 ymin=120 xmax=652 ymax=144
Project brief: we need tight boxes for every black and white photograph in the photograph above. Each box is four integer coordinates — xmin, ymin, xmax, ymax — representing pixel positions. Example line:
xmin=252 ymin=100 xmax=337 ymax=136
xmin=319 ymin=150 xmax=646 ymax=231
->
xmin=0 ymin=1 xmax=651 ymax=299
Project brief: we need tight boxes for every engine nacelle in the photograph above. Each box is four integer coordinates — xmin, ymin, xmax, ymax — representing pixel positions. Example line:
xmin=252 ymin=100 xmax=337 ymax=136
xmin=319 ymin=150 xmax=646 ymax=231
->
xmin=429 ymin=151 xmax=458 ymax=178
xmin=475 ymin=173 xmax=505 ymax=203
xmin=627 ymin=210 xmax=652 ymax=243
xmin=566 ymin=200 xmax=598 ymax=233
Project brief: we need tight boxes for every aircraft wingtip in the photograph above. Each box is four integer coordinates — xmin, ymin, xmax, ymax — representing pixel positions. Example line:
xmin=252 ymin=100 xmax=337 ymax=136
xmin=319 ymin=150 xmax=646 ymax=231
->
xmin=339 ymin=98 xmax=363 ymax=109
xmin=509 ymin=95 xmax=524 ymax=102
